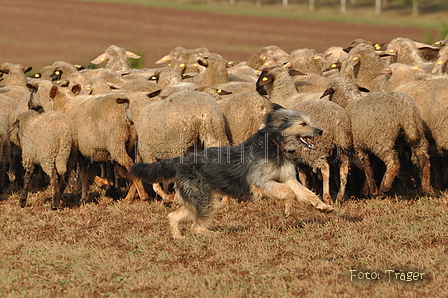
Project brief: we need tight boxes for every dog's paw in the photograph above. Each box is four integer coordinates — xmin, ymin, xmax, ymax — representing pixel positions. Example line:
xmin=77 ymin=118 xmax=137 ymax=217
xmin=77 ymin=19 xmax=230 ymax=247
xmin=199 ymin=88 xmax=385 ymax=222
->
xmin=315 ymin=202 xmax=334 ymax=213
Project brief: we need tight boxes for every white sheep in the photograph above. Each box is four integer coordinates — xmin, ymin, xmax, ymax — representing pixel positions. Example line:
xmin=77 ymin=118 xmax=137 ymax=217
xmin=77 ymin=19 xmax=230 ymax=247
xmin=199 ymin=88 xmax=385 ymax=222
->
xmin=9 ymin=110 xmax=78 ymax=209
xmin=322 ymin=77 xmax=433 ymax=196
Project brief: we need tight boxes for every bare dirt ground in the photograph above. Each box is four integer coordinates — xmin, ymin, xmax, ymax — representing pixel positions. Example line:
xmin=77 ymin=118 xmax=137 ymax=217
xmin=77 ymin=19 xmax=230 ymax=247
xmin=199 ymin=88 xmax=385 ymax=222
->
xmin=1 ymin=0 xmax=433 ymax=72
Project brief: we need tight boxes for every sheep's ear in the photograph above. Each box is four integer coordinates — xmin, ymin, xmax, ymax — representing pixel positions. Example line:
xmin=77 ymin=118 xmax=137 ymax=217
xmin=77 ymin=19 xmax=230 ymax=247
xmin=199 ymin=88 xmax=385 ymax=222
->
xmin=216 ymin=88 xmax=232 ymax=96
xmin=49 ymin=85 xmax=59 ymax=99
xmin=125 ymin=51 xmax=141 ymax=59
xmin=91 ymin=53 xmax=109 ymax=64
xmin=155 ymin=54 xmax=172 ymax=64
xmin=320 ymin=87 xmax=335 ymax=99
xmin=147 ymin=89 xmax=162 ymax=98
xmin=26 ymin=82 xmax=38 ymax=91
xmin=271 ymin=103 xmax=285 ymax=111
xmin=343 ymin=47 xmax=352 ymax=53
xmin=7 ymin=120 xmax=20 ymax=134
xmin=257 ymin=73 xmax=274 ymax=87
xmin=71 ymin=84 xmax=82 ymax=95
xmin=23 ymin=66 xmax=32 ymax=73
xmin=197 ymin=59 xmax=208 ymax=67
xmin=75 ymin=65 xmax=85 ymax=71
xmin=324 ymin=62 xmax=342 ymax=72
xmin=116 ymin=98 xmax=130 ymax=104
xmin=349 ymin=55 xmax=361 ymax=66
xmin=288 ymin=69 xmax=306 ymax=76
xmin=148 ymin=73 xmax=159 ymax=82
xmin=358 ymin=87 xmax=370 ymax=93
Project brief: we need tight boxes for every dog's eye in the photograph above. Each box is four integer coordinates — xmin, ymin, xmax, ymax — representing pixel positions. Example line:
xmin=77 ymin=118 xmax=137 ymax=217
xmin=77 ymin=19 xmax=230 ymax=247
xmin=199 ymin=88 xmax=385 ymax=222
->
xmin=300 ymin=123 xmax=307 ymax=126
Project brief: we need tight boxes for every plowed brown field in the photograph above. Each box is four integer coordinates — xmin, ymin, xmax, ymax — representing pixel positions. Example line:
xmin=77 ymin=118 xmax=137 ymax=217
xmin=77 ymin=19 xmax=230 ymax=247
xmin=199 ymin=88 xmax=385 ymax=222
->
xmin=1 ymin=0 xmax=433 ymax=71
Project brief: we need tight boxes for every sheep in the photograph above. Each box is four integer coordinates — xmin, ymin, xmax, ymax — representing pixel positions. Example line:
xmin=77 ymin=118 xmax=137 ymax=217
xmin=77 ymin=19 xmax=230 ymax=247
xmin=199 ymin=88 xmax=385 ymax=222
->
xmin=216 ymin=90 xmax=273 ymax=145
xmin=0 ymin=63 xmax=32 ymax=106
xmin=117 ymin=89 xmax=229 ymax=204
xmin=8 ymin=110 xmax=78 ymax=209
xmin=381 ymin=63 xmax=429 ymax=91
xmin=344 ymin=43 xmax=390 ymax=91
xmin=155 ymin=46 xmax=210 ymax=73
xmin=382 ymin=66 xmax=448 ymax=188
xmin=256 ymin=67 xmax=353 ymax=204
xmin=321 ymin=77 xmax=433 ymax=196
xmin=37 ymin=61 xmax=83 ymax=81
xmin=192 ymin=53 xmax=256 ymax=97
xmin=385 ymin=37 xmax=436 ymax=71
xmin=91 ymin=45 xmax=141 ymax=74
xmin=246 ymin=45 xmax=289 ymax=70
xmin=432 ymin=41 xmax=448 ymax=75
xmin=27 ymin=80 xmax=147 ymax=204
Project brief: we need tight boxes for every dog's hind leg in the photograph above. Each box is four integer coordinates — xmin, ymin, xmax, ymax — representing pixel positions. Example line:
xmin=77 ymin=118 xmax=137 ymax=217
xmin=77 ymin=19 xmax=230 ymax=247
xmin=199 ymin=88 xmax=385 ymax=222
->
xmin=284 ymin=179 xmax=334 ymax=213
xmin=190 ymin=191 xmax=224 ymax=236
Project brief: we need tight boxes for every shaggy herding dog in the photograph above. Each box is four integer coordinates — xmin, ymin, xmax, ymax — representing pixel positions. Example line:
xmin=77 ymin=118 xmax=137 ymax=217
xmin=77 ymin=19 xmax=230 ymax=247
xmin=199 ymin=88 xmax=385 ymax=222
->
xmin=128 ymin=104 xmax=334 ymax=239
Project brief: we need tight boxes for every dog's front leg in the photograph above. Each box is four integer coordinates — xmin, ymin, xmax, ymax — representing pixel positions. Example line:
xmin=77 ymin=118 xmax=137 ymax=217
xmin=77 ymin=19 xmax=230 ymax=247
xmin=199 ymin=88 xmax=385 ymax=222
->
xmin=259 ymin=181 xmax=296 ymax=217
xmin=284 ymin=179 xmax=334 ymax=213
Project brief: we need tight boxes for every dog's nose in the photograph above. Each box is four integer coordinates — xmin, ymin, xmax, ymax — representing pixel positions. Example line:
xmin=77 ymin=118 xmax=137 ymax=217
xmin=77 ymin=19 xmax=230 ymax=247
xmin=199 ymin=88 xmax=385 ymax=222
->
xmin=317 ymin=129 xmax=323 ymax=136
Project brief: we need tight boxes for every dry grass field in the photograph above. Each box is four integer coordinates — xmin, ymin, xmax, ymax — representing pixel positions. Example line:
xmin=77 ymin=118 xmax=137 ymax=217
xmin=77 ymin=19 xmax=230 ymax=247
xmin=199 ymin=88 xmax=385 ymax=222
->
xmin=1 ymin=0 xmax=448 ymax=297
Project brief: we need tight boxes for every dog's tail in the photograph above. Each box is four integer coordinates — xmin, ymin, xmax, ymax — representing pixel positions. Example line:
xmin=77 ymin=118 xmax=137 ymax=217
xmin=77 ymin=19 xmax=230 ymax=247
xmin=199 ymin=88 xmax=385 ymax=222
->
xmin=128 ymin=159 xmax=179 ymax=183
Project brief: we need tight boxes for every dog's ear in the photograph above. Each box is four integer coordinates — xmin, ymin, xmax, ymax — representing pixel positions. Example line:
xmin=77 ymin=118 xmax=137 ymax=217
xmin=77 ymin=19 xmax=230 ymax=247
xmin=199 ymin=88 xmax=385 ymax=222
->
xmin=271 ymin=103 xmax=285 ymax=110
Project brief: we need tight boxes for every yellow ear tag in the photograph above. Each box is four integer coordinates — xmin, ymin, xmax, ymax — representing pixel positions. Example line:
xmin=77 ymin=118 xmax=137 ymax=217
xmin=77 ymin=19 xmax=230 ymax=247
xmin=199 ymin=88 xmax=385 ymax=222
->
xmin=217 ymin=89 xmax=222 ymax=93
xmin=314 ymin=57 xmax=320 ymax=61
xmin=168 ymin=64 xmax=171 ymax=67
xmin=55 ymin=71 xmax=60 ymax=75
xmin=385 ymin=68 xmax=390 ymax=72
xmin=375 ymin=44 xmax=381 ymax=50
xmin=389 ymin=49 xmax=394 ymax=53
xmin=34 ymin=74 xmax=40 ymax=78
xmin=413 ymin=66 xmax=419 ymax=70
xmin=262 ymin=77 xmax=268 ymax=81
xmin=100 ymin=57 xmax=105 ymax=61
xmin=352 ymin=57 xmax=358 ymax=61
xmin=435 ymin=42 xmax=441 ymax=45
xmin=180 ymin=63 xmax=185 ymax=68
xmin=264 ymin=62 xmax=269 ymax=66
xmin=331 ymin=64 xmax=337 ymax=67
xmin=262 ymin=56 xmax=267 ymax=61
xmin=87 ymin=87 xmax=91 ymax=91
xmin=150 ymin=76 xmax=157 ymax=80
xmin=193 ymin=63 xmax=198 ymax=67
xmin=57 ymin=80 xmax=61 ymax=84
xmin=438 ymin=60 xmax=443 ymax=65
xmin=162 ymin=57 xmax=167 ymax=61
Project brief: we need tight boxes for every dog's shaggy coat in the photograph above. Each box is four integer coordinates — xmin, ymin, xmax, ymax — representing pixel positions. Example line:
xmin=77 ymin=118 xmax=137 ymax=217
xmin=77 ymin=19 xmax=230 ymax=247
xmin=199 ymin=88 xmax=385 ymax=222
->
xmin=129 ymin=104 xmax=333 ymax=239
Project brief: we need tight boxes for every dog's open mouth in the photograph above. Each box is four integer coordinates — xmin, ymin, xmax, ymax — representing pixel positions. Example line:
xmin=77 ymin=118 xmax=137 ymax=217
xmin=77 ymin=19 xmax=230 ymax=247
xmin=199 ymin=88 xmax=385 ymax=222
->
xmin=299 ymin=136 xmax=316 ymax=149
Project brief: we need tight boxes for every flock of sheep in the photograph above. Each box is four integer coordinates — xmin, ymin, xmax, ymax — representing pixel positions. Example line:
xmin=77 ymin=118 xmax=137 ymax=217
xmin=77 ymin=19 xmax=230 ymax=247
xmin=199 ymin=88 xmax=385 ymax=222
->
xmin=1 ymin=35 xmax=448 ymax=210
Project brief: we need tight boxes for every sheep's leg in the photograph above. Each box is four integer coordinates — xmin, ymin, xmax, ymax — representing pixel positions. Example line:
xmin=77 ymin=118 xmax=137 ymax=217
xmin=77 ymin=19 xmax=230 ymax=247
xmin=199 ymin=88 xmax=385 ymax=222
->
xmin=123 ymin=182 xmax=137 ymax=203
xmin=320 ymin=162 xmax=332 ymax=205
xmin=378 ymin=152 xmax=400 ymax=195
xmin=412 ymin=147 xmax=433 ymax=194
xmin=335 ymin=157 xmax=350 ymax=205
xmin=77 ymin=157 xmax=90 ymax=205
xmin=358 ymin=150 xmax=378 ymax=196
xmin=50 ymin=168 xmax=61 ymax=210
xmin=20 ymin=169 xmax=33 ymax=208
